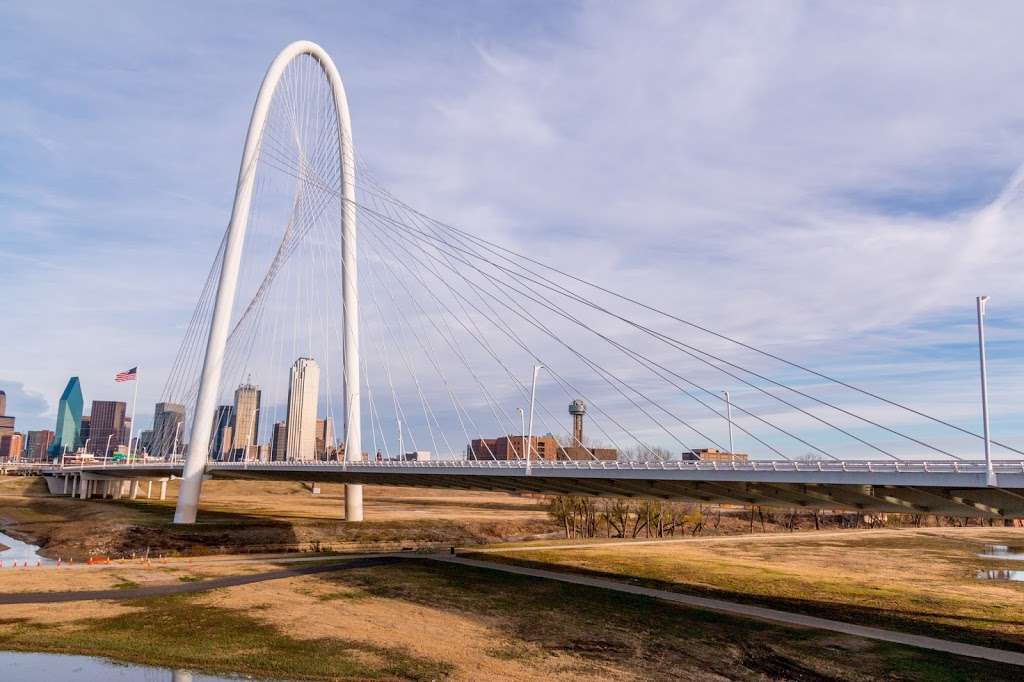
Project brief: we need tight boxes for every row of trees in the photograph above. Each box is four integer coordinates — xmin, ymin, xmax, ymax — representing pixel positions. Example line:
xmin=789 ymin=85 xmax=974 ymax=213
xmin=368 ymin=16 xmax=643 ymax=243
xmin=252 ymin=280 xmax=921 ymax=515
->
xmin=546 ymin=495 xmax=1022 ymax=539
xmin=547 ymin=496 xmax=707 ymax=539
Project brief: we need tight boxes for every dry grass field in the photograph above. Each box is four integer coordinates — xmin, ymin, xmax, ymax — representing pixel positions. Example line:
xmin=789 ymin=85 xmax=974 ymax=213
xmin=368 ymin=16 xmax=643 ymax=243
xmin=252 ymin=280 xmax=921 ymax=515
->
xmin=0 ymin=556 xmax=1018 ymax=681
xmin=3 ymin=475 xmax=1024 ymax=680
xmin=474 ymin=527 xmax=1024 ymax=652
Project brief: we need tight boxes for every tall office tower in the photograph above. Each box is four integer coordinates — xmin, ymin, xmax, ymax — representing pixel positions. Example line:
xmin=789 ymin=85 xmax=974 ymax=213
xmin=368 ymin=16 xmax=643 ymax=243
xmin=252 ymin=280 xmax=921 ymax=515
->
xmin=25 ymin=430 xmax=55 ymax=460
xmin=212 ymin=405 xmax=234 ymax=460
xmin=120 ymin=416 xmax=133 ymax=448
xmin=0 ymin=432 xmax=23 ymax=460
xmin=139 ymin=429 xmax=153 ymax=454
xmin=50 ymin=377 xmax=84 ymax=456
xmin=0 ymin=388 xmax=13 ymax=439
xmin=87 ymin=401 xmax=126 ymax=456
xmin=0 ymin=413 xmax=13 ymax=439
xmin=78 ymin=415 xmax=90 ymax=449
xmin=231 ymin=383 xmax=261 ymax=459
xmin=285 ymin=357 xmax=320 ymax=461
xmin=271 ymin=421 xmax=288 ymax=461
xmin=315 ymin=418 xmax=334 ymax=460
xmin=151 ymin=402 xmax=186 ymax=458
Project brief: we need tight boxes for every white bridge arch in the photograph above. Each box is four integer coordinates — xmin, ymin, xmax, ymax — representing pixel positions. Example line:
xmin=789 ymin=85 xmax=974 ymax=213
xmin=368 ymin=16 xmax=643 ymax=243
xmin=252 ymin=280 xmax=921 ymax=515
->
xmin=173 ymin=40 xmax=362 ymax=524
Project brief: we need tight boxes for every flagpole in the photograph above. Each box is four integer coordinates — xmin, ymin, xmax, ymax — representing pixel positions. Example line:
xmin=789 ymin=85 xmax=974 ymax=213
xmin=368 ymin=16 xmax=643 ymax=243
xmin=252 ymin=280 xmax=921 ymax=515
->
xmin=128 ymin=367 xmax=139 ymax=462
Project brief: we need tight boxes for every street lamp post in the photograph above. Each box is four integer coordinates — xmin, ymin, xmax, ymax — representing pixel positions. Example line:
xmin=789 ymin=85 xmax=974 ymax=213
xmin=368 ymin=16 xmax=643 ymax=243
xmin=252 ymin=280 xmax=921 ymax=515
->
xmin=976 ymin=296 xmax=996 ymax=486
xmin=104 ymin=434 xmax=114 ymax=460
xmin=527 ymin=364 xmax=543 ymax=475
xmin=723 ymin=391 xmax=734 ymax=455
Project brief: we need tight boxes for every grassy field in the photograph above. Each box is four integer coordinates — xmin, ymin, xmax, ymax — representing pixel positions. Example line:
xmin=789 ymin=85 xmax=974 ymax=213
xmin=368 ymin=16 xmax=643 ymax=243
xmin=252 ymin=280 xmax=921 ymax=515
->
xmin=3 ymin=474 xmax=1024 ymax=679
xmin=471 ymin=527 xmax=1024 ymax=652
xmin=1 ymin=558 xmax=1019 ymax=681
xmin=0 ymin=475 xmax=556 ymax=559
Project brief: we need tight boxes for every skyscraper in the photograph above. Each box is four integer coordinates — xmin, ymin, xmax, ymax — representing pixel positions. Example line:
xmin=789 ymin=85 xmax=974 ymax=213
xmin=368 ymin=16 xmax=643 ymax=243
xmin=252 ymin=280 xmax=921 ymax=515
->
xmin=78 ymin=415 xmax=90 ymax=449
xmin=212 ymin=405 xmax=234 ymax=460
xmin=151 ymin=402 xmax=185 ymax=458
xmin=271 ymin=421 xmax=288 ymax=462
xmin=0 ymin=388 xmax=14 ymax=439
xmin=87 ymin=400 xmax=126 ymax=457
xmin=286 ymin=357 xmax=320 ymax=461
xmin=315 ymin=417 xmax=334 ymax=460
xmin=25 ymin=430 xmax=55 ymax=460
xmin=0 ymin=432 xmax=23 ymax=460
xmin=50 ymin=377 xmax=84 ymax=457
xmin=231 ymin=383 xmax=261 ymax=460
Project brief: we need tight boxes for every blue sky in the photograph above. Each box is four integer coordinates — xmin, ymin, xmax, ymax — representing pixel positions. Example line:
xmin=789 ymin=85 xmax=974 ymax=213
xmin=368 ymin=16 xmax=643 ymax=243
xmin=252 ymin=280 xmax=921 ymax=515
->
xmin=4 ymin=2 xmax=1024 ymax=459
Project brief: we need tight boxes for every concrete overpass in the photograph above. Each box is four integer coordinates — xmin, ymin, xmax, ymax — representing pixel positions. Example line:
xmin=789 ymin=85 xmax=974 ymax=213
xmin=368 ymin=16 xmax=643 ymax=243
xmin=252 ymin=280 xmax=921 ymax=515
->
xmin=10 ymin=458 xmax=1024 ymax=520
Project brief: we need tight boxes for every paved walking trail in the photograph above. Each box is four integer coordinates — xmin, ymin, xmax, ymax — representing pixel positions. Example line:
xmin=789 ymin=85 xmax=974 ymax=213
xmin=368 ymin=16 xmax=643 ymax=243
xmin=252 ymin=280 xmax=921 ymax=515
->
xmin=0 ymin=551 xmax=1021 ymax=668
xmin=0 ymin=556 xmax=396 ymax=603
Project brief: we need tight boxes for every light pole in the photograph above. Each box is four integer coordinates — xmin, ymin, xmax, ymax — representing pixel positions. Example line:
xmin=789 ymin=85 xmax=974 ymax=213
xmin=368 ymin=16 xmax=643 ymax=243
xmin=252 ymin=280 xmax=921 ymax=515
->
xmin=723 ymin=391 xmax=734 ymax=455
xmin=527 ymin=364 xmax=543 ymax=475
xmin=104 ymin=434 xmax=114 ymax=460
xmin=976 ymin=296 xmax=996 ymax=486
xmin=517 ymin=407 xmax=526 ymax=463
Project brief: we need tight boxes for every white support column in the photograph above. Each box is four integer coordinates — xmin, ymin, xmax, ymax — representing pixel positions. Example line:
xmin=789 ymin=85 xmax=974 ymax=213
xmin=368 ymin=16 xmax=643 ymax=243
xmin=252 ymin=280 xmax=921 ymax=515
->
xmin=147 ymin=480 xmax=153 ymax=499
xmin=160 ymin=479 xmax=168 ymax=501
xmin=174 ymin=40 xmax=360 ymax=524
xmin=130 ymin=480 xmax=140 ymax=500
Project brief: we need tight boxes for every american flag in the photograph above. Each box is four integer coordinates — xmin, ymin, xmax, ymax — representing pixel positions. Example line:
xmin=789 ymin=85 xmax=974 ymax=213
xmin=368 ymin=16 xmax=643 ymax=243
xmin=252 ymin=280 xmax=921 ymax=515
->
xmin=115 ymin=367 xmax=138 ymax=382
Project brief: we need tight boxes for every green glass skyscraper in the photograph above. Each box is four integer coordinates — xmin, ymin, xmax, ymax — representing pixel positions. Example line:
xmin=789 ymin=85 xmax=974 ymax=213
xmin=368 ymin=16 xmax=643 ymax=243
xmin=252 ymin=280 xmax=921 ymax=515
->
xmin=50 ymin=377 xmax=83 ymax=457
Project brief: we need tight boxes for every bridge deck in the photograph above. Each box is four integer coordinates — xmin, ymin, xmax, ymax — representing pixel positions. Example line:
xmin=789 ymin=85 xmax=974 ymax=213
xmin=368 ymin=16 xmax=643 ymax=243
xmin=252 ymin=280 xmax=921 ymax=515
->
xmin=9 ymin=459 xmax=1024 ymax=519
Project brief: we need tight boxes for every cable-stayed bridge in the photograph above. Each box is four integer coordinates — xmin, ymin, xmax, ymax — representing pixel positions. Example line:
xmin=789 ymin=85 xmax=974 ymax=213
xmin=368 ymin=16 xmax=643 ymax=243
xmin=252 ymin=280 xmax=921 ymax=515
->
xmin=50 ymin=41 xmax=1024 ymax=522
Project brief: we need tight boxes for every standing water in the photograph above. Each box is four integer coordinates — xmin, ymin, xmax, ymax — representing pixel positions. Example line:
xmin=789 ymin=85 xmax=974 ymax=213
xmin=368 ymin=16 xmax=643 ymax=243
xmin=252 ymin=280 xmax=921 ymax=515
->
xmin=0 ymin=651 xmax=249 ymax=680
xmin=978 ymin=544 xmax=1024 ymax=561
xmin=0 ymin=529 xmax=53 ymax=567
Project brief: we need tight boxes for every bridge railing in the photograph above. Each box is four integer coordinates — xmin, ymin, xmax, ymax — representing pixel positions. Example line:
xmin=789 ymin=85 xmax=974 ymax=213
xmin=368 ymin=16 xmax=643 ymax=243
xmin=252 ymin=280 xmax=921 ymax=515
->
xmin=14 ymin=457 xmax=1024 ymax=475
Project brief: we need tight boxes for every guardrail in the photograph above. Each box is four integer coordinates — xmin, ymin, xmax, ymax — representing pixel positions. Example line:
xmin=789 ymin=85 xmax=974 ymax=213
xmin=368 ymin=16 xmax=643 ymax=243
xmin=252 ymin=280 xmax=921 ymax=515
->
xmin=10 ymin=457 xmax=1024 ymax=475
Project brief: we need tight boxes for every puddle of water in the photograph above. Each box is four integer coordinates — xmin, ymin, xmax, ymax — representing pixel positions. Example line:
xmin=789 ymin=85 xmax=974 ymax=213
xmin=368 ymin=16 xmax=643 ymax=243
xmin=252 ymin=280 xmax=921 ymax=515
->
xmin=0 ymin=530 xmax=54 ymax=567
xmin=976 ymin=569 xmax=1024 ymax=582
xmin=0 ymin=650 xmax=252 ymax=680
xmin=977 ymin=544 xmax=1024 ymax=561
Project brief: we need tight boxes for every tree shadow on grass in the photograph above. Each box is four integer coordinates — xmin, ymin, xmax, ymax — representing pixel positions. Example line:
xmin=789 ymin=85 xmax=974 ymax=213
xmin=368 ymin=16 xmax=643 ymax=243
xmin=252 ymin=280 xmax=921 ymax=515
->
xmin=322 ymin=559 xmax=1023 ymax=682
xmin=455 ymin=552 xmax=1024 ymax=654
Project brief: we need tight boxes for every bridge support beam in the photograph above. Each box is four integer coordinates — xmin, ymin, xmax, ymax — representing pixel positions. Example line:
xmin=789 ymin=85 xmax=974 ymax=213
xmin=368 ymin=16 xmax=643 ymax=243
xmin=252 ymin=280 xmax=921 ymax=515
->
xmin=172 ymin=40 xmax=360 ymax=524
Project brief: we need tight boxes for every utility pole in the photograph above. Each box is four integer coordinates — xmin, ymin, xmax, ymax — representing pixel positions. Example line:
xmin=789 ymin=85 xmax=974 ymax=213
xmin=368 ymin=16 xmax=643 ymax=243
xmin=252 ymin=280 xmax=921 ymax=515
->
xmin=723 ymin=391 xmax=734 ymax=455
xmin=527 ymin=365 xmax=543 ymax=475
xmin=977 ymin=296 xmax=996 ymax=486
